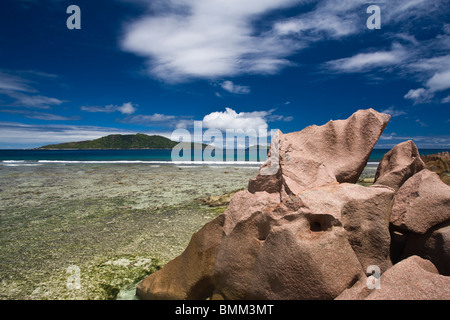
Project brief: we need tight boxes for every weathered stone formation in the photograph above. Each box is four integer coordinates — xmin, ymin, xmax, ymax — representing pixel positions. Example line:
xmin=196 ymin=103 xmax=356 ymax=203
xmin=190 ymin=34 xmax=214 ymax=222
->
xmin=373 ymin=140 xmax=425 ymax=191
xmin=136 ymin=109 xmax=450 ymax=300
xmin=421 ymin=152 xmax=450 ymax=186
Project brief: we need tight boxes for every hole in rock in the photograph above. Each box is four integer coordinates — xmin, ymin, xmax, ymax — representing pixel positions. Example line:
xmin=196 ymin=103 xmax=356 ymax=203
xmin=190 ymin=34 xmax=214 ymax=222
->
xmin=304 ymin=214 xmax=340 ymax=233
xmin=310 ymin=221 xmax=322 ymax=232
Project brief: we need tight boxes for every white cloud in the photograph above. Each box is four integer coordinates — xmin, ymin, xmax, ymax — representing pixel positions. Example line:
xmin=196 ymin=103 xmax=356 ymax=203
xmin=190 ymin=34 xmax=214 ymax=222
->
xmin=81 ymin=105 xmax=115 ymax=113
xmin=442 ymin=95 xmax=450 ymax=103
xmin=326 ymin=44 xmax=408 ymax=73
xmin=404 ymin=88 xmax=434 ymax=104
xmin=426 ymin=69 xmax=450 ymax=92
xmin=274 ymin=8 xmax=359 ymax=39
xmin=202 ymin=108 xmax=268 ymax=132
xmin=126 ymin=113 xmax=175 ymax=123
xmin=415 ymin=119 xmax=428 ymax=127
xmin=380 ymin=106 xmax=406 ymax=117
xmin=121 ymin=113 xmax=188 ymax=128
xmin=378 ymin=132 xmax=450 ymax=148
xmin=0 ymin=109 xmax=79 ymax=121
xmin=120 ymin=0 xmax=445 ymax=84
xmin=0 ymin=70 xmax=64 ymax=109
xmin=220 ymin=81 xmax=251 ymax=94
xmin=409 ymin=54 xmax=450 ymax=73
xmin=81 ymin=102 xmax=137 ymax=115
xmin=202 ymin=107 xmax=293 ymax=133
xmin=321 ymin=26 xmax=450 ymax=105
xmin=116 ymin=102 xmax=137 ymax=115
xmin=9 ymin=93 xmax=64 ymax=108
xmin=0 ymin=72 xmax=35 ymax=92
xmin=121 ymin=0 xmax=304 ymax=82
xmin=403 ymin=55 xmax=450 ymax=104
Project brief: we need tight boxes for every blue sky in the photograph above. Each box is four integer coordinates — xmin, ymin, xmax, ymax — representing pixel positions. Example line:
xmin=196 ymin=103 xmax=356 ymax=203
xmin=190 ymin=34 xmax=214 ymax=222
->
xmin=0 ymin=0 xmax=449 ymax=149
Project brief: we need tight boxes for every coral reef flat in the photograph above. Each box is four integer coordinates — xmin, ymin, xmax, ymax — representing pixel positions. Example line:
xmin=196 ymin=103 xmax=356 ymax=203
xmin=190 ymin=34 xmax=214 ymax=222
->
xmin=0 ymin=163 xmax=258 ymax=300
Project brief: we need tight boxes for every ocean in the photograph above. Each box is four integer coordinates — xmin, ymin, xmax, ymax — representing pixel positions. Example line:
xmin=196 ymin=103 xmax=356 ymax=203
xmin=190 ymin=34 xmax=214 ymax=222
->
xmin=1 ymin=148 xmax=447 ymax=166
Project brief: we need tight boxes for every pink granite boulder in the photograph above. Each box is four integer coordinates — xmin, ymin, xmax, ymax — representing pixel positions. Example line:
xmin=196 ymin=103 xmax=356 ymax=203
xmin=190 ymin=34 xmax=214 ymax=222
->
xmin=374 ymin=140 xmax=425 ymax=191
xmin=248 ymin=109 xmax=390 ymax=197
xmin=391 ymin=169 xmax=450 ymax=234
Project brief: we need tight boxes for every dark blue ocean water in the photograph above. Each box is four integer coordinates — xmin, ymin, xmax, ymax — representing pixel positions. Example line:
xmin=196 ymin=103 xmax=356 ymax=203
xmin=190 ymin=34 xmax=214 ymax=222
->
xmin=0 ymin=148 xmax=447 ymax=164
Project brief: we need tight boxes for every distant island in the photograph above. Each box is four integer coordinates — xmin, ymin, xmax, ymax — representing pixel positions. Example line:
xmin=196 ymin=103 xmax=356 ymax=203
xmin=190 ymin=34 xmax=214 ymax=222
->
xmin=36 ymin=133 xmax=273 ymax=151
xmin=37 ymin=134 xmax=203 ymax=150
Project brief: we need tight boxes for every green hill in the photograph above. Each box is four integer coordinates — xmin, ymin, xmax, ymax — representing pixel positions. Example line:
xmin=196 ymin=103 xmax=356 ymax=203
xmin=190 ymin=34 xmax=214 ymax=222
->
xmin=38 ymin=134 xmax=198 ymax=150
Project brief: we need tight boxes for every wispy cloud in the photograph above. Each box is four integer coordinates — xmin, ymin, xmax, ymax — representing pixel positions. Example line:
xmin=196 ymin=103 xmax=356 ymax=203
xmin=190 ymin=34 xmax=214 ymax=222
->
xmin=415 ymin=119 xmax=428 ymax=128
xmin=404 ymin=88 xmax=433 ymax=104
xmin=220 ymin=81 xmax=251 ymax=95
xmin=442 ymin=95 xmax=450 ymax=104
xmin=379 ymin=106 xmax=406 ymax=118
xmin=120 ymin=112 xmax=191 ymax=129
xmin=0 ymin=72 xmax=35 ymax=93
xmin=0 ymin=109 xmax=80 ymax=121
xmin=403 ymin=55 xmax=450 ymax=104
xmin=81 ymin=102 xmax=137 ymax=115
xmin=378 ymin=133 xmax=450 ymax=149
xmin=6 ymin=91 xmax=64 ymax=109
xmin=322 ymin=18 xmax=450 ymax=105
xmin=120 ymin=0 xmax=445 ymax=84
xmin=124 ymin=113 xmax=176 ymax=123
xmin=426 ymin=69 xmax=450 ymax=92
xmin=0 ymin=70 xmax=65 ymax=109
xmin=325 ymin=44 xmax=408 ymax=73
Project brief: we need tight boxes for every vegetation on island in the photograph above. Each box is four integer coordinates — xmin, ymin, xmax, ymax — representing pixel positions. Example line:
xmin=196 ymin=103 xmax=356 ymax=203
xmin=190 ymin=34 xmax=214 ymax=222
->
xmin=38 ymin=134 xmax=204 ymax=150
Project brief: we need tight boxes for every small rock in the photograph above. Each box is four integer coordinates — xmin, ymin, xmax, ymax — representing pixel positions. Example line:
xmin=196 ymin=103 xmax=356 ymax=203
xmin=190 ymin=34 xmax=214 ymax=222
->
xmin=336 ymin=256 xmax=450 ymax=300
xmin=400 ymin=221 xmax=450 ymax=276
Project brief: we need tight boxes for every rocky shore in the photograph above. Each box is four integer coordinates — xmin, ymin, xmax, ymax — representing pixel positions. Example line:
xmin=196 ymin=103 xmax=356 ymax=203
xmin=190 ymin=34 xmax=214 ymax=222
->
xmin=137 ymin=109 xmax=450 ymax=300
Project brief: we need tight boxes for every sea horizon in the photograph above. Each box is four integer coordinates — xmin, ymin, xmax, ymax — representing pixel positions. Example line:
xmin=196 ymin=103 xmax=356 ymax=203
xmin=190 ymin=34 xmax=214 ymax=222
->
xmin=0 ymin=148 xmax=448 ymax=165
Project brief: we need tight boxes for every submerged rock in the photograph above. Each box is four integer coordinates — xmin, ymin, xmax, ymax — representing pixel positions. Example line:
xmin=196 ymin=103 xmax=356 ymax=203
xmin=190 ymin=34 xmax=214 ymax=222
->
xmin=195 ymin=189 xmax=243 ymax=207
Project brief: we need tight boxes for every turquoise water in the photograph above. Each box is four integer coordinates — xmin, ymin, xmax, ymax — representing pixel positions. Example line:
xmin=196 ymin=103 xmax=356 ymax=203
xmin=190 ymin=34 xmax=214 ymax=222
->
xmin=0 ymin=148 xmax=447 ymax=164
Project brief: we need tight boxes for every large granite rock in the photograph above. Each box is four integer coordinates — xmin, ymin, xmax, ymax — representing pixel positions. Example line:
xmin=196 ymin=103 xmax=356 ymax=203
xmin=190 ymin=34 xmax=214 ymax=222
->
xmin=136 ymin=190 xmax=281 ymax=300
xmin=136 ymin=109 xmax=450 ymax=300
xmin=390 ymin=169 xmax=450 ymax=234
xmin=248 ymin=109 xmax=390 ymax=198
xmin=212 ymin=183 xmax=394 ymax=300
xmin=374 ymin=140 xmax=425 ymax=191
xmin=137 ymin=214 xmax=225 ymax=300
xmin=336 ymin=256 xmax=450 ymax=300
